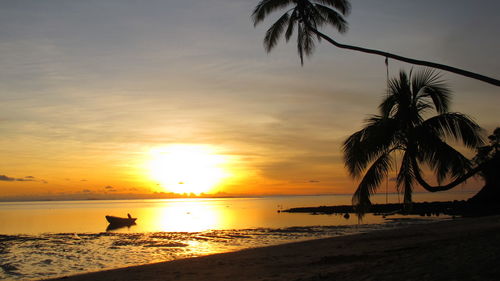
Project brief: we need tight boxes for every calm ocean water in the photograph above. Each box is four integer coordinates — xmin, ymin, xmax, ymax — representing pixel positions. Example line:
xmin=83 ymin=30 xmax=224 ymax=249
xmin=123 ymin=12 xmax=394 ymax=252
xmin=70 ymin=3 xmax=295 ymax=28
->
xmin=0 ymin=193 xmax=472 ymax=280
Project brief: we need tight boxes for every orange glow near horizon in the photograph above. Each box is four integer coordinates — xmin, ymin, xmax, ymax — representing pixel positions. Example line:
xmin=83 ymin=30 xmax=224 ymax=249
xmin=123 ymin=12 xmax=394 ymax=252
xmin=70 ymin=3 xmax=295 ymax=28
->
xmin=147 ymin=144 xmax=229 ymax=194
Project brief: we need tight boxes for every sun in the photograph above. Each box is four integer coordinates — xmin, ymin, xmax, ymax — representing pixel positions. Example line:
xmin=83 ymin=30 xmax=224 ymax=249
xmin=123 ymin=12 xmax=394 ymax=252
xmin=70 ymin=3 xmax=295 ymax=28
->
xmin=147 ymin=144 xmax=228 ymax=194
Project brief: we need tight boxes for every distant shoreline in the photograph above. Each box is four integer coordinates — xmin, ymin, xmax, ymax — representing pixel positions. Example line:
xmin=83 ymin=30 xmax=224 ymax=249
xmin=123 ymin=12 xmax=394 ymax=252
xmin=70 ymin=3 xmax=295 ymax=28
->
xmin=0 ymin=191 xmax=475 ymax=203
xmin=0 ymin=193 xmax=348 ymax=203
xmin=0 ymin=195 xmax=253 ymax=203
xmin=282 ymin=200 xmax=469 ymax=216
xmin=45 ymin=215 xmax=500 ymax=281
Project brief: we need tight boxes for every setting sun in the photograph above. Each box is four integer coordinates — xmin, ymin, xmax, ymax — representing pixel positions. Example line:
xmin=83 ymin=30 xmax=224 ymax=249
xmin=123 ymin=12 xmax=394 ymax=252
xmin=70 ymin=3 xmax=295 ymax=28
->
xmin=147 ymin=144 xmax=228 ymax=194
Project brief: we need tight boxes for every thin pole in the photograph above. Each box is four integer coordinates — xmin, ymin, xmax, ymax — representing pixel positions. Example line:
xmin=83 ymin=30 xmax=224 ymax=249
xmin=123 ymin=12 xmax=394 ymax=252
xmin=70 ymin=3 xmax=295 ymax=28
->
xmin=385 ymin=57 xmax=389 ymax=204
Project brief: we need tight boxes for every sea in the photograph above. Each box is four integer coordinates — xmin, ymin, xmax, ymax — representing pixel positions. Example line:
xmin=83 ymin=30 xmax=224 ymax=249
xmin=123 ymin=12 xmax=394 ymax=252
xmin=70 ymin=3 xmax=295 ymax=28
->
xmin=0 ymin=192 xmax=474 ymax=280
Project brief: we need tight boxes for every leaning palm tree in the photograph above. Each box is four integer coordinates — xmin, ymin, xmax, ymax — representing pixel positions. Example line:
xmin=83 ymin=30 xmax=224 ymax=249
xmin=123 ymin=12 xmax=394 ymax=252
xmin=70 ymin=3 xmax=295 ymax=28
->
xmin=343 ymin=69 xmax=484 ymax=214
xmin=252 ymin=0 xmax=500 ymax=86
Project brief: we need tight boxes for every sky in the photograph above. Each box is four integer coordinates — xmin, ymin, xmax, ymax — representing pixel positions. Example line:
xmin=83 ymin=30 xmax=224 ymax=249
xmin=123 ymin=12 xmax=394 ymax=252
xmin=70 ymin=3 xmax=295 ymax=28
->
xmin=0 ymin=0 xmax=498 ymax=200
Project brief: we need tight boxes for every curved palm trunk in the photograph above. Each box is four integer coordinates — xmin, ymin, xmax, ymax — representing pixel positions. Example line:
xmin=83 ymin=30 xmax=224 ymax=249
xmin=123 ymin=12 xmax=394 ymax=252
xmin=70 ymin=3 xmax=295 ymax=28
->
xmin=308 ymin=27 xmax=500 ymax=87
xmin=411 ymin=157 xmax=486 ymax=192
xmin=411 ymin=157 xmax=500 ymax=216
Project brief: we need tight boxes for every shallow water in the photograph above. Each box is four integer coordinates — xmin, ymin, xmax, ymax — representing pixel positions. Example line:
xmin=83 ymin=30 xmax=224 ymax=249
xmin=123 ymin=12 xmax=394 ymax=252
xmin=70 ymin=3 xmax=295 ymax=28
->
xmin=0 ymin=194 xmax=469 ymax=280
xmin=0 ymin=218 xmax=443 ymax=280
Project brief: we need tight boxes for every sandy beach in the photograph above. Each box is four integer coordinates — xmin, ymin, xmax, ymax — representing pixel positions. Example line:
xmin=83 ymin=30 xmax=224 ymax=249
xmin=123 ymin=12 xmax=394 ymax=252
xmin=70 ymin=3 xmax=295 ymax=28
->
xmin=45 ymin=215 xmax=500 ymax=281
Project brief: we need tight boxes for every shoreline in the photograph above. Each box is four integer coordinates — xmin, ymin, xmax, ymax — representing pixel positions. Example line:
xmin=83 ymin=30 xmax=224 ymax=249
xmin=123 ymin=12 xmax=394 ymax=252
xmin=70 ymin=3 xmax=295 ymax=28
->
xmin=282 ymin=200 xmax=470 ymax=216
xmin=46 ymin=215 xmax=500 ymax=281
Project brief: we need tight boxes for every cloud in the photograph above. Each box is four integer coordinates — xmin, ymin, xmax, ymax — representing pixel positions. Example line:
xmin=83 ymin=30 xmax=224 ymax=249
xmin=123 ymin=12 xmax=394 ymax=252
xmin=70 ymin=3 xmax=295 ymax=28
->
xmin=0 ymin=174 xmax=37 ymax=182
xmin=82 ymin=189 xmax=91 ymax=193
xmin=0 ymin=174 xmax=48 ymax=183
xmin=104 ymin=185 xmax=117 ymax=192
xmin=0 ymin=175 xmax=15 ymax=181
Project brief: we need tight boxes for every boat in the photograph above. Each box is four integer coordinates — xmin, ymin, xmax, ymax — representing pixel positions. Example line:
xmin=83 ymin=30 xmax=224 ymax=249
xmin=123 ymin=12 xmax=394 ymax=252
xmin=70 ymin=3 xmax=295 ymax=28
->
xmin=105 ymin=214 xmax=137 ymax=225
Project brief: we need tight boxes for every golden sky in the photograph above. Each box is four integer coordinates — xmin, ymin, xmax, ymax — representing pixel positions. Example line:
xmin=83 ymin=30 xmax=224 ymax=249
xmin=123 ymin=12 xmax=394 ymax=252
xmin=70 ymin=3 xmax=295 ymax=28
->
xmin=0 ymin=0 xmax=498 ymax=200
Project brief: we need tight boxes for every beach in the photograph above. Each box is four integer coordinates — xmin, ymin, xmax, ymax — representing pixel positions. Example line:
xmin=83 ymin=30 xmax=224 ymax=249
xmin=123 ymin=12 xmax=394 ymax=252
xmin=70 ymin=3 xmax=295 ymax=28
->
xmin=46 ymin=215 xmax=500 ymax=281
xmin=0 ymin=196 xmax=454 ymax=280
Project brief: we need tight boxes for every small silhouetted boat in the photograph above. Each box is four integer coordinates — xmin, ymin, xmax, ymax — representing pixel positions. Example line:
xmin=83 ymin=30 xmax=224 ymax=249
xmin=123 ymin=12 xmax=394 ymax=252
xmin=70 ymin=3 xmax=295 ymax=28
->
xmin=105 ymin=214 xmax=137 ymax=225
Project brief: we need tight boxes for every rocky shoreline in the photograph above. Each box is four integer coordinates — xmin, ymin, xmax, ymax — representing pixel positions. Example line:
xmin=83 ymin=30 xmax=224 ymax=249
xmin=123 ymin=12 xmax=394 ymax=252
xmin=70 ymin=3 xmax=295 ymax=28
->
xmin=281 ymin=200 xmax=498 ymax=217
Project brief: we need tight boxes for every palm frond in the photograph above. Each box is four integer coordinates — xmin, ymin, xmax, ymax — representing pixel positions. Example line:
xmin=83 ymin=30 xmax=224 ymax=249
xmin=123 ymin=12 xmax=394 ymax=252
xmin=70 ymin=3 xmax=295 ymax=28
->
xmin=252 ymin=0 xmax=294 ymax=26
xmin=352 ymin=151 xmax=392 ymax=213
xmin=412 ymin=68 xmax=451 ymax=114
xmin=420 ymin=113 xmax=485 ymax=149
xmin=302 ymin=23 xmax=316 ymax=56
xmin=379 ymin=92 xmax=396 ymax=118
xmin=343 ymin=116 xmax=398 ymax=178
xmin=284 ymin=10 xmax=297 ymax=41
xmin=415 ymin=99 xmax=433 ymax=116
xmin=303 ymin=3 xmax=326 ymax=43
xmin=294 ymin=19 xmax=317 ymax=65
xmin=314 ymin=0 xmax=351 ymax=15
xmin=263 ymin=12 xmax=290 ymax=52
xmin=385 ymin=71 xmax=412 ymax=116
xmin=297 ymin=23 xmax=305 ymax=65
xmin=416 ymin=130 xmax=472 ymax=183
xmin=397 ymin=71 xmax=412 ymax=110
xmin=313 ymin=4 xmax=348 ymax=33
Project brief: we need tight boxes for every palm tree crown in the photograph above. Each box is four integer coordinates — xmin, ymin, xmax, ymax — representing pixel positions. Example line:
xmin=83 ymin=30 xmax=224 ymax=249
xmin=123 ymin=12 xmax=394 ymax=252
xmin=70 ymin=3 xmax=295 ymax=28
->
xmin=343 ymin=69 xmax=484 ymax=213
xmin=252 ymin=0 xmax=351 ymax=64
xmin=252 ymin=0 xmax=500 ymax=86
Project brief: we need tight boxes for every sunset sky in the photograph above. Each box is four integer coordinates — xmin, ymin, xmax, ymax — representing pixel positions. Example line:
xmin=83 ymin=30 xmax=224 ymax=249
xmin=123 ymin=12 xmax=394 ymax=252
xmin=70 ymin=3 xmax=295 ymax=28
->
xmin=1 ymin=0 xmax=498 ymax=200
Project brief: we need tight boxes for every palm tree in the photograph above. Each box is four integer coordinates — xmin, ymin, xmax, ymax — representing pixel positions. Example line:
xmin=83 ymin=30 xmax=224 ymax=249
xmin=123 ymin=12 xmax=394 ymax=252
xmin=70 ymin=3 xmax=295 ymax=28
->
xmin=342 ymin=69 xmax=484 ymax=213
xmin=252 ymin=0 xmax=500 ymax=86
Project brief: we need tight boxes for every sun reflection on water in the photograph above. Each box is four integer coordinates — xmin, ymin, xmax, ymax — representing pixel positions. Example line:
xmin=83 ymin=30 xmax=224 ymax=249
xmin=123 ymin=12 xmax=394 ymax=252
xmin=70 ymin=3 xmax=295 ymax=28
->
xmin=141 ymin=199 xmax=227 ymax=232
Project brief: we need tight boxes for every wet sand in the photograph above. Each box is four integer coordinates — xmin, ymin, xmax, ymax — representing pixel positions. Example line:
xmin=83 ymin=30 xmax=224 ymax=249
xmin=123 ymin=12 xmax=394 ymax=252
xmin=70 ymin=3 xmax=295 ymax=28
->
xmin=46 ymin=215 xmax=500 ymax=281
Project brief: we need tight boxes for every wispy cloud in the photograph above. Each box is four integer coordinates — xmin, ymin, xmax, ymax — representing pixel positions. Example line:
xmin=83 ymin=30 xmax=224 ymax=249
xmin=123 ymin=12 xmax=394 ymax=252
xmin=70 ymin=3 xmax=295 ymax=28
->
xmin=0 ymin=174 xmax=36 ymax=182
xmin=104 ymin=185 xmax=117 ymax=192
xmin=0 ymin=174 xmax=48 ymax=184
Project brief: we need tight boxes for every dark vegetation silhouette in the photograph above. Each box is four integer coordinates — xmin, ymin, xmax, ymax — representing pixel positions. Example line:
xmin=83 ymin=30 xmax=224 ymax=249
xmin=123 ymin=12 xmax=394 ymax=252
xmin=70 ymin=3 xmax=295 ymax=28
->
xmin=252 ymin=0 xmax=500 ymax=86
xmin=342 ymin=69 xmax=484 ymax=214
xmin=466 ymin=128 xmax=500 ymax=214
